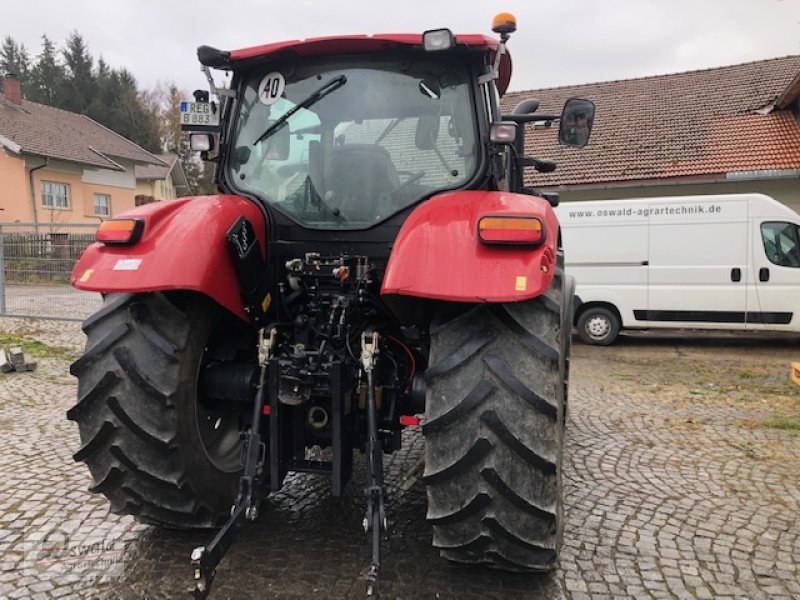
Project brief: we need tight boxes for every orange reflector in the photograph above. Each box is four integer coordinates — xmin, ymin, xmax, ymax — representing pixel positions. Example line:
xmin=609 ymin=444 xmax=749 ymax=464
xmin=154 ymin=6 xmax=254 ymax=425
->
xmin=478 ymin=216 xmax=544 ymax=245
xmin=96 ymin=219 xmax=144 ymax=245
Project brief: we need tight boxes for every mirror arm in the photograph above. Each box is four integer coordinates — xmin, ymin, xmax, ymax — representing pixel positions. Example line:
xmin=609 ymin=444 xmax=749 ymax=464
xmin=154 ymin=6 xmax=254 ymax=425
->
xmin=201 ymin=65 xmax=236 ymax=101
xmin=501 ymin=114 xmax=560 ymax=124
xmin=521 ymin=188 xmax=560 ymax=207
xmin=517 ymin=156 xmax=557 ymax=173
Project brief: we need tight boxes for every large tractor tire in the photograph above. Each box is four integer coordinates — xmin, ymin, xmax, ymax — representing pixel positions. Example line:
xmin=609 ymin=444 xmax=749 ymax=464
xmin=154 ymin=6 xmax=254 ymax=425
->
xmin=423 ymin=263 xmax=571 ymax=571
xmin=68 ymin=292 xmax=249 ymax=528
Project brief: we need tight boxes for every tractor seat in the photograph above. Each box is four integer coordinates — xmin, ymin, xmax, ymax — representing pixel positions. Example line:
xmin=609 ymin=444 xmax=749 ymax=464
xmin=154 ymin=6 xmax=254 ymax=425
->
xmin=327 ymin=145 xmax=401 ymax=221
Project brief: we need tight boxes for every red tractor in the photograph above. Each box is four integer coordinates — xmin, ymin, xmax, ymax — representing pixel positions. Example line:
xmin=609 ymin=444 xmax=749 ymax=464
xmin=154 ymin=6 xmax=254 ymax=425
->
xmin=68 ymin=13 xmax=594 ymax=597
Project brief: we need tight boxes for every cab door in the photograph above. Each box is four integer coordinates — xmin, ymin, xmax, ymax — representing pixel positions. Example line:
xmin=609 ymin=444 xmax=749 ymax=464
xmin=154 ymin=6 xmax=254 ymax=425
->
xmin=749 ymin=221 xmax=800 ymax=330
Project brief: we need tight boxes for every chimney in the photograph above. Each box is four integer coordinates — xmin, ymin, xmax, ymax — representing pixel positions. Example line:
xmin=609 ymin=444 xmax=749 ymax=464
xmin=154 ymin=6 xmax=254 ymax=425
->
xmin=2 ymin=74 xmax=22 ymax=105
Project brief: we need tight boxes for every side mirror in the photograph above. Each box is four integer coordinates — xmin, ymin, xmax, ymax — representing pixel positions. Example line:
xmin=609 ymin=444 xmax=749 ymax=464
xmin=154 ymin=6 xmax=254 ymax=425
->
xmin=559 ymin=98 xmax=595 ymax=147
xmin=415 ymin=114 xmax=440 ymax=150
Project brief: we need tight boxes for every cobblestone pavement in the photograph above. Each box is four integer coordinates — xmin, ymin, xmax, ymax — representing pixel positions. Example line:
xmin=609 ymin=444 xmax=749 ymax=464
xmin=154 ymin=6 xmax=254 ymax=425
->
xmin=1 ymin=318 xmax=799 ymax=599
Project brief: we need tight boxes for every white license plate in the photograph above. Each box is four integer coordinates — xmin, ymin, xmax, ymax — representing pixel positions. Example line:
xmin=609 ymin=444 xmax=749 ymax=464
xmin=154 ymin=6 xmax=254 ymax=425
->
xmin=180 ymin=101 xmax=219 ymax=127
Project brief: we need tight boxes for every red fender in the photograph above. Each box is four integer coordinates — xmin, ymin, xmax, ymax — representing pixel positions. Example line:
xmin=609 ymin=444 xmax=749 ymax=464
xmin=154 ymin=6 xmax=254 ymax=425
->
xmin=71 ymin=195 xmax=266 ymax=321
xmin=381 ymin=191 xmax=559 ymax=303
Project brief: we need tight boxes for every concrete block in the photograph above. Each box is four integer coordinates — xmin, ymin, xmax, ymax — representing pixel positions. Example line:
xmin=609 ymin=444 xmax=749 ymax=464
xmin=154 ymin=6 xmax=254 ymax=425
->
xmin=8 ymin=347 xmax=24 ymax=367
xmin=0 ymin=349 xmax=11 ymax=373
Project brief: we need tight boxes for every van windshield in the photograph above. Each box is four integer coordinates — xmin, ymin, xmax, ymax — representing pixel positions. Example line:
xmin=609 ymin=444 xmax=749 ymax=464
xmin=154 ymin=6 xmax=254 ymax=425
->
xmin=229 ymin=56 xmax=478 ymax=229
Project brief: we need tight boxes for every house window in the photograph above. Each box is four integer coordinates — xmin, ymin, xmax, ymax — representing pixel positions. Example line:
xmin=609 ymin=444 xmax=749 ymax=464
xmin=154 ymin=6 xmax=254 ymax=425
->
xmin=41 ymin=181 xmax=70 ymax=209
xmin=93 ymin=193 xmax=111 ymax=216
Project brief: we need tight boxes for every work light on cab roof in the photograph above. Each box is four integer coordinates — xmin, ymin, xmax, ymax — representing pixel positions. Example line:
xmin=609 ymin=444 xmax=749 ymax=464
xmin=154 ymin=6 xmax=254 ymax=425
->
xmin=421 ymin=28 xmax=456 ymax=51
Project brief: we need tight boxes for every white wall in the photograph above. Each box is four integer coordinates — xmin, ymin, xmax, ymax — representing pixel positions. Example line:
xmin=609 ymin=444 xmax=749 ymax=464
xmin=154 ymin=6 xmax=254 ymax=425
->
xmin=81 ymin=159 xmax=136 ymax=189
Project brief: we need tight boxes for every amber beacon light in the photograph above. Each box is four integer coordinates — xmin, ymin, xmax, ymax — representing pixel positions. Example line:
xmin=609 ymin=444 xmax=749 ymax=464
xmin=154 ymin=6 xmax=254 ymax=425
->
xmin=491 ymin=12 xmax=517 ymax=36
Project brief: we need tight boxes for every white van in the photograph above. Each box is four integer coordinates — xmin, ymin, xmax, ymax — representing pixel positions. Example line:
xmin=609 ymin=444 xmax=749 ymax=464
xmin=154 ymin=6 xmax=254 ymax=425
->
xmin=555 ymin=193 xmax=800 ymax=345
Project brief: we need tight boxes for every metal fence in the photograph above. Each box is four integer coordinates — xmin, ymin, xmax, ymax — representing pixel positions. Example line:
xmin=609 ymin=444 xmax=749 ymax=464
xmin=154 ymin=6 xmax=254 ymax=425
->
xmin=0 ymin=223 xmax=103 ymax=321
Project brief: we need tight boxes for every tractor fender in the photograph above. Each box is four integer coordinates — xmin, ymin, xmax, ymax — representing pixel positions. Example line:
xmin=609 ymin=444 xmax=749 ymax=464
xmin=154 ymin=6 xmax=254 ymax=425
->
xmin=381 ymin=190 xmax=559 ymax=303
xmin=71 ymin=195 xmax=266 ymax=321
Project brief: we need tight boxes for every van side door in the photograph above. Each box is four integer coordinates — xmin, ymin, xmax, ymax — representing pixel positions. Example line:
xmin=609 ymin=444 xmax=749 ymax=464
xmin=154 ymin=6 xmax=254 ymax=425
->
xmin=646 ymin=199 xmax=749 ymax=328
xmin=749 ymin=221 xmax=800 ymax=330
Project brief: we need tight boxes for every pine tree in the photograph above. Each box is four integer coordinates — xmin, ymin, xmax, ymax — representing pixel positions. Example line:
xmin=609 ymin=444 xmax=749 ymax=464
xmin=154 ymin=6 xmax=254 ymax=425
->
xmin=0 ymin=35 xmax=31 ymax=84
xmin=86 ymin=57 xmax=116 ymax=124
xmin=59 ymin=31 xmax=95 ymax=113
xmin=27 ymin=36 xmax=63 ymax=104
xmin=108 ymin=68 xmax=161 ymax=153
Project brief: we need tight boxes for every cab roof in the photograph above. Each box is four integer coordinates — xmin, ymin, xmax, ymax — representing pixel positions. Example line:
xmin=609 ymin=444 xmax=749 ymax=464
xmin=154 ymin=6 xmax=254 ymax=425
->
xmin=209 ymin=33 xmax=512 ymax=95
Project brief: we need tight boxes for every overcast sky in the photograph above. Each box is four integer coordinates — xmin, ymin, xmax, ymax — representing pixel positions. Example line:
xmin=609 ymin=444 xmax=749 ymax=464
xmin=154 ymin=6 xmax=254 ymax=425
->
xmin=4 ymin=0 xmax=800 ymax=95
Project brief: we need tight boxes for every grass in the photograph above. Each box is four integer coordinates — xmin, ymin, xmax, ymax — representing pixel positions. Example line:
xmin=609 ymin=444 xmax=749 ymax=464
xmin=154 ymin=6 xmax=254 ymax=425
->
xmin=762 ymin=415 xmax=800 ymax=433
xmin=0 ymin=333 xmax=77 ymax=362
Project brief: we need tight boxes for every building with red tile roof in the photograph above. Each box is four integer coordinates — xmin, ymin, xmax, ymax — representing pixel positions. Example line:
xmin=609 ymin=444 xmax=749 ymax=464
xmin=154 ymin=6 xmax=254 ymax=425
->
xmin=0 ymin=75 xmax=167 ymax=225
xmin=503 ymin=55 xmax=800 ymax=210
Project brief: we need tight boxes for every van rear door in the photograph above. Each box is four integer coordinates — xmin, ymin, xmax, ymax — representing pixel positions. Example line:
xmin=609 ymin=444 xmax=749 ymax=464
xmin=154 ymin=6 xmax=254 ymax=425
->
xmin=557 ymin=201 xmax=649 ymax=328
xmin=646 ymin=198 xmax=749 ymax=328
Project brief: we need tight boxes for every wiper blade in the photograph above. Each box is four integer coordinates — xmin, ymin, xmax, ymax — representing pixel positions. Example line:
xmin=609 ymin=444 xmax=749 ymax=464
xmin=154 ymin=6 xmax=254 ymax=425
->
xmin=253 ymin=75 xmax=347 ymax=146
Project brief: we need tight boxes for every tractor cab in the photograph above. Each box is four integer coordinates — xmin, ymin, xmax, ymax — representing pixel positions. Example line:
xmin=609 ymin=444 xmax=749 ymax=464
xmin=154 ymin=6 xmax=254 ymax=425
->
xmin=186 ymin=19 xmax=593 ymax=232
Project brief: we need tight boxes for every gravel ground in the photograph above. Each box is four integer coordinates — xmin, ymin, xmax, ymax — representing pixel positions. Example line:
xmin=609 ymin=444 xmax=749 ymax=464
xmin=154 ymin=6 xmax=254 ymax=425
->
xmin=0 ymin=318 xmax=798 ymax=599
xmin=0 ymin=286 xmax=101 ymax=321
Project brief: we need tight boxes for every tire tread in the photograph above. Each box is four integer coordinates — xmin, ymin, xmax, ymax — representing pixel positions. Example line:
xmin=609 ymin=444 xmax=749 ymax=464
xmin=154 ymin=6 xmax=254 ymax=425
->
xmin=68 ymin=292 xmax=238 ymax=529
xmin=424 ymin=263 xmax=568 ymax=572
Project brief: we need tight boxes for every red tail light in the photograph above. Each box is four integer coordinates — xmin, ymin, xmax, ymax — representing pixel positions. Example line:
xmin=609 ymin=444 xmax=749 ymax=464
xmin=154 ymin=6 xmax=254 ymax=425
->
xmin=478 ymin=216 xmax=544 ymax=246
xmin=96 ymin=219 xmax=144 ymax=245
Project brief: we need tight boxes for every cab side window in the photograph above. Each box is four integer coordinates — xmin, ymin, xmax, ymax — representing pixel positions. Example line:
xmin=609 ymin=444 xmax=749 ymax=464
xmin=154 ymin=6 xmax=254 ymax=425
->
xmin=761 ymin=222 xmax=800 ymax=267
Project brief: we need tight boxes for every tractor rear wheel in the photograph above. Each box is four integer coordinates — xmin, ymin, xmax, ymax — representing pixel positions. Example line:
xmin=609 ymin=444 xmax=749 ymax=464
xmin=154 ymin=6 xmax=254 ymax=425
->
xmin=68 ymin=292 xmax=249 ymax=528
xmin=423 ymin=264 xmax=569 ymax=571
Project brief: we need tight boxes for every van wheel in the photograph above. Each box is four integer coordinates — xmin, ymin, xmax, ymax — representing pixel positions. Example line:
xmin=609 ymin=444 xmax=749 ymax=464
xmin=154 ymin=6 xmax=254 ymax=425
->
xmin=576 ymin=307 xmax=619 ymax=345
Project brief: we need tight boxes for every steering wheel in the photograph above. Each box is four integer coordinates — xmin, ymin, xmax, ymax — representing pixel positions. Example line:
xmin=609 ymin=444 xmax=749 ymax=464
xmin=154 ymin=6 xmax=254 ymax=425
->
xmin=390 ymin=170 xmax=426 ymax=197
